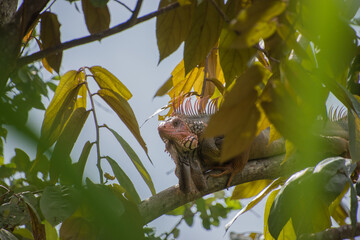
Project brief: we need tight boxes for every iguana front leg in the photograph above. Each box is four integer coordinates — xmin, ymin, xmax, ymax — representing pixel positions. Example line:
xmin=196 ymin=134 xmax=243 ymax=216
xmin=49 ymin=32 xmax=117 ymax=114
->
xmin=158 ymin=116 xmax=207 ymax=193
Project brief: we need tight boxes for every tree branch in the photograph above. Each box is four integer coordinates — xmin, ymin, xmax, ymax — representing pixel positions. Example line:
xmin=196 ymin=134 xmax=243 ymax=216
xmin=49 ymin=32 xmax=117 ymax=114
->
xmin=17 ymin=2 xmax=180 ymax=68
xmin=299 ymin=223 xmax=360 ymax=240
xmin=139 ymin=154 xmax=285 ymax=225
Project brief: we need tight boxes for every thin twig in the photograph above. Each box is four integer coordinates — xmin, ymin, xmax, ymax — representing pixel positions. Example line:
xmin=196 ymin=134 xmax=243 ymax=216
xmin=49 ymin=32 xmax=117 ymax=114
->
xmin=114 ymin=0 xmax=133 ymax=13
xmin=163 ymin=216 xmax=185 ymax=240
xmin=85 ymin=78 xmax=104 ymax=184
xmin=253 ymin=44 xmax=280 ymax=63
xmin=128 ymin=0 xmax=143 ymax=24
xmin=209 ymin=0 xmax=230 ymax=24
xmin=17 ymin=2 xmax=180 ymax=67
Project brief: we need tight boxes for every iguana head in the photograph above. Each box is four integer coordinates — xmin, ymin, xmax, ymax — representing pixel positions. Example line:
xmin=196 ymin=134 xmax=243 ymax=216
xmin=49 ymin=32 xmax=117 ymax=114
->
xmin=158 ymin=115 xmax=199 ymax=153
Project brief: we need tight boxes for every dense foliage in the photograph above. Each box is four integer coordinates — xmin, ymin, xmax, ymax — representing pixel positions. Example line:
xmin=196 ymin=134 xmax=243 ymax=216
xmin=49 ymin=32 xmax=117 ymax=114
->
xmin=1 ymin=0 xmax=360 ymax=239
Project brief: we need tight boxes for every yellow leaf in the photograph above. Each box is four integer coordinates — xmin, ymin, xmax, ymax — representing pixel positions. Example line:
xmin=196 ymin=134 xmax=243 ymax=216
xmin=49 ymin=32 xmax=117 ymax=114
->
xmin=230 ymin=0 xmax=286 ymax=48
xmin=256 ymin=104 xmax=271 ymax=136
xmin=232 ymin=20 xmax=278 ymax=49
xmin=329 ymin=184 xmax=349 ymax=226
xmin=157 ymin=0 xmax=193 ymax=62
xmin=90 ymin=66 xmax=132 ymax=100
xmin=50 ymin=107 xmax=90 ymax=183
xmin=35 ymin=38 xmax=54 ymax=74
xmin=231 ymin=179 xmax=273 ymax=200
xmin=75 ymin=80 xmax=87 ymax=109
xmin=40 ymin=12 xmax=62 ymax=73
xmin=168 ymin=60 xmax=204 ymax=98
xmin=219 ymin=28 xmax=256 ymax=85
xmin=281 ymin=140 xmax=295 ymax=165
xmin=205 ymin=65 xmax=267 ymax=161
xmin=98 ymin=89 xmax=148 ymax=154
xmin=225 ymin=178 xmax=283 ymax=231
xmin=38 ymin=70 xmax=83 ymax=154
xmin=154 ymin=76 xmax=173 ymax=98
xmin=82 ymin=0 xmax=110 ymax=34
xmin=264 ymin=189 xmax=296 ymax=240
xmin=268 ymin=124 xmax=282 ymax=145
xmin=184 ymin=0 xmax=223 ymax=74
xmin=42 ymin=55 xmax=54 ymax=74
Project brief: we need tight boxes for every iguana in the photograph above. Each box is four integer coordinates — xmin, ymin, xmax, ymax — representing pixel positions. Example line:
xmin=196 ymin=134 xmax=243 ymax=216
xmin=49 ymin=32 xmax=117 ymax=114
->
xmin=158 ymin=96 xmax=263 ymax=193
xmin=158 ymin=96 xmax=351 ymax=193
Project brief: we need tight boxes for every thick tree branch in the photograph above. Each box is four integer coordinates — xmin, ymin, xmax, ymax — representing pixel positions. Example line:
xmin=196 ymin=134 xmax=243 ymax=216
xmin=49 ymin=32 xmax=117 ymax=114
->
xmin=299 ymin=223 xmax=360 ymax=240
xmin=17 ymin=2 xmax=180 ymax=67
xmin=139 ymin=154 xmax=285 ymax=225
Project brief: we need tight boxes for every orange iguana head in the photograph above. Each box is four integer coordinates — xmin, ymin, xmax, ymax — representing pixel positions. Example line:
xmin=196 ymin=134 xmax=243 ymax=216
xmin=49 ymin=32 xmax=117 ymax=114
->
xmin=158 ymin=115 xmax=199 ymax=153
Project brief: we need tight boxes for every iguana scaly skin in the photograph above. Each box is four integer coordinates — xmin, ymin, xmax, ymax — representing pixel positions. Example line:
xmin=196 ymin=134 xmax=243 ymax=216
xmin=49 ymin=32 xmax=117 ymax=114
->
xmin=158 ymin=97 xmax=351 ymax=193
xmin=158 ymin=113 xmax=213 ymax=193
xmin=157 ymin=97 xmax=239 ymax=193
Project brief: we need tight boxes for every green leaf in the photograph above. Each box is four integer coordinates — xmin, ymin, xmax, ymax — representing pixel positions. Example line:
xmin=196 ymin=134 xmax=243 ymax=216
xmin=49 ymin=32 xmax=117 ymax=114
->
xmin=98 ymin=89 xmax=148 ymax=154
xmin=107 ymin=127 xmax=155 ymax=195
xmin=105 ymin=156 xmax=141 ymax=204
xmin=184 ymin=0 xmax=223 ymax=74
xmin=156 ymin=0 xmax=193 ymax=62
xmin=348 ymin=111 xmax=360 ymax=161
xmin=219 ymin=28 xmax=256 ymax=86
xmin=60 ymin=216 xmax=96 ymax=240
xmin=263 ymin=190 xmax=296 ymax=240
xmin=40 ymin=186 xmax=79 ymax=226
xmin=166 ymin=205 xmax=185 ymax=216
xmin=13 ymin=228 xmax=34 ymax=240
xmin=184 ymin=208 xmax=194 ymax=227
xmin=49 ymin=107 xmax=90 ymax=183
xmin=267 ymin=169 xmax=312 ymax=239
xmin=267 ymin=158 xmax=351 ymax=239
xmin=89 ymin=66 xmax=132 ymax=100
xmin=225 ymin=177 xmax=282 ymax=232
xmin=349 ymin=180 xmax=358 ymax=234
xmin=82 ymin=0 xmax=110 ymax=34
xmin=11 ymin=148 xmax=31 ymax=172
xmin=44 ymin=220 xmax=59 ymax=240
xmin=40 ymin=12 xmax=62 ymax=73
xmin=76 ymin=141 xmax=94 ymax=181
xmin=172 ymin=228 xmax=180 ymax=238
xmin=37 ymin=70 xmax=83 ymax=155
xmin=0 ymin=229 xmax=18 ymax=240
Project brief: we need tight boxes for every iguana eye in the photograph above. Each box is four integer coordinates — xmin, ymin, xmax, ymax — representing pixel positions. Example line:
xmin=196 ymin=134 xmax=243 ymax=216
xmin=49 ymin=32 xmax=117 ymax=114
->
xmin=172 ymin=119 xmax=181 ymax=127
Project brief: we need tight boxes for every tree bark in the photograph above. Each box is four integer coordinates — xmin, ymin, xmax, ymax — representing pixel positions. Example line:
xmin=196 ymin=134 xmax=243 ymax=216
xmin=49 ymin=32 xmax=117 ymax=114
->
xmin=0 ymin=0 xmax=50 ymax=92
xmin=139 ymin=154 xmax=284 ymax=224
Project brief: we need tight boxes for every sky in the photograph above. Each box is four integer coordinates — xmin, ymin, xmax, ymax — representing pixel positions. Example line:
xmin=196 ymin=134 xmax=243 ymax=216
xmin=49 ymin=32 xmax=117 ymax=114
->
xmin=4 ymin=0 xmax=336 ymax=239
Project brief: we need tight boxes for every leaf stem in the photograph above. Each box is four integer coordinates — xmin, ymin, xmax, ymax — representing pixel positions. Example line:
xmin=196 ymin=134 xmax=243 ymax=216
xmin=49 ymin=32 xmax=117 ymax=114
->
xmin=85 ymin=80 xmax=104 ymax=184
xmin=209 ymin=0 xmax=230 ymax=24
xmin=114 ymin=0 xmax=133 ymax=13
